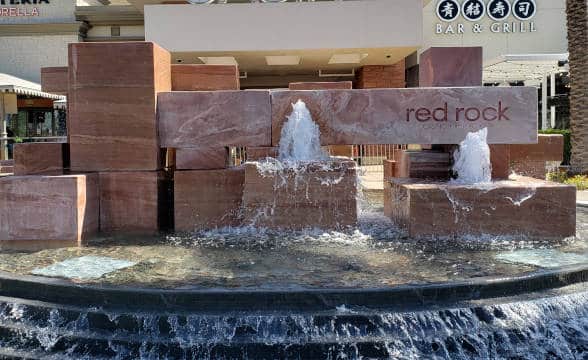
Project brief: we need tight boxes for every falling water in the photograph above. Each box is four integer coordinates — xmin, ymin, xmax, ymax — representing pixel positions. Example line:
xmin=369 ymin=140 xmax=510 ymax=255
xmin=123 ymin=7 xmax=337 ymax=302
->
xmin=1 ymin=290 xmax=587 ymax=359
xmin=452 ymin=128 xmax=492 ymax=184
xmin=278 ymin=100 xmax=328 ymax=162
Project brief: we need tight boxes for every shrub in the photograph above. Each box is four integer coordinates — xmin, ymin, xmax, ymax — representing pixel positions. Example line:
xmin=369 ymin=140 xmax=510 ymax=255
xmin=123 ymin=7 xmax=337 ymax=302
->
xmin=547 ymin=170 xmax=568 ymax=183
xmin=564 ymin=175 xmax=588 ymax=191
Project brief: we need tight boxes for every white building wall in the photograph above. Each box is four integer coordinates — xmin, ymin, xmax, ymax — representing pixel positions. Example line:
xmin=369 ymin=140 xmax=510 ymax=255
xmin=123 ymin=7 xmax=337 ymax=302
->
xmin=0 ymin=0 xmax=76 ymax=24
xmin=422 ymin=0 xmax=567 ymax=63
xmin=0 ymin=35 xmax=79 ymax=82
xmin=145 ymin=0 xmax=422 ymax=52
xmin=86 ymin=25 xmax=145 ymax=38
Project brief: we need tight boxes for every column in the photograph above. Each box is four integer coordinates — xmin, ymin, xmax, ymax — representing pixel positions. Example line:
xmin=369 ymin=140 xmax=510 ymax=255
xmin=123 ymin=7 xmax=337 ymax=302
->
xmin=0 ymin=93 xmax=7 ymax=161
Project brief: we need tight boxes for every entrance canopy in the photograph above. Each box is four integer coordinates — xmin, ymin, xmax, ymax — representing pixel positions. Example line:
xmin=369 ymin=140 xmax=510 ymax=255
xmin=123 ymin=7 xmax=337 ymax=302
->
xmin=142 ymin=0 xmax=422 ymax=86
xmin=483 ymin=54 xmax=569 ymax=85
xmin=0 ymin=73 xmax=65 ymax=100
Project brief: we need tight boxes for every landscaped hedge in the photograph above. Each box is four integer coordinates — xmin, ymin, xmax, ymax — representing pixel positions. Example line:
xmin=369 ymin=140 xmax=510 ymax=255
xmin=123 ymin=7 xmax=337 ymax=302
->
xmin=539 ymin=129 xmax=571 ymax=165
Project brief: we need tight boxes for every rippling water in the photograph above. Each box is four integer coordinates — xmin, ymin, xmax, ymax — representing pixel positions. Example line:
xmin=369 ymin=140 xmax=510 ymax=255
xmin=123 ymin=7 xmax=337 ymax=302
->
xmin=0 ymin=205 xmax=585 ymax=289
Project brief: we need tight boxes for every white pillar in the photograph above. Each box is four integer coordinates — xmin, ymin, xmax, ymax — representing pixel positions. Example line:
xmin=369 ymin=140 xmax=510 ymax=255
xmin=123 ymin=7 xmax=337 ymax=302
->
xmin=541 ymin=74 xmax=548 ymax=130
xmin=550 ymin=72 xmax=557 ymax=128
xmin=0 ymin=93 xmax=7 ymax=161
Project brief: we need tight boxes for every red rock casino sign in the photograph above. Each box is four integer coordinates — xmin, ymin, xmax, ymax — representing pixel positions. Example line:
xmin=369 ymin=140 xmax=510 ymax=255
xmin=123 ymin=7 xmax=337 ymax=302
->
xmin=0 ymin=0 xmax=50 ymax=17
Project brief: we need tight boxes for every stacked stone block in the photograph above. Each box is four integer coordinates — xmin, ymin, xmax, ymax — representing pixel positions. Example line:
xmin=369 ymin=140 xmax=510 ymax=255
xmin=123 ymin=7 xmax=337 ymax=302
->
xmin=158 ymin=90 xmax=272 ymax=230
xmin=13 ymin=143 xmax=66 ymax=176
xmin=171 ymin=64 xmax=240 ymax=91
xmin=174 ymin=168 xmax=245 ymax=232
xmin=394 ymin=150 xmax=451 ymax=180
xmin=356 ymin=61 xmax=406 ymax=89
xmin=386 ymin=177 xmax=576 ymax=239
xmin=242 ymin=161 xmax=358 ymax=230
xmin=510 ymin=134 xmax=565 ymax=179
xmin=68 ymin=42 xmax=170 ymax=172
xmin=40 ymin=67 xmax=69 ymax=95
xmin=419 ymin=47 xmax=483 ymax=87
xmin=0 ymin=160 xmax=14 ymax=174
xmin=67 ymin=42 xmax=172 ymax=235
xmin=0 ymin=174 xmax=99 ymax=250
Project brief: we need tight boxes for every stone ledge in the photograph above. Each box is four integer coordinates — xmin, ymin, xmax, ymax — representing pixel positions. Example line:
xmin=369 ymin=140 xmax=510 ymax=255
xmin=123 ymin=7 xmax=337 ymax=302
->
xmin=385 ymin=176 xmax=576 ymax=239
xmin=242 ymin=160 xmax=358 ymax=230
xmin=0 ymin=174 xmax=99 ymax=250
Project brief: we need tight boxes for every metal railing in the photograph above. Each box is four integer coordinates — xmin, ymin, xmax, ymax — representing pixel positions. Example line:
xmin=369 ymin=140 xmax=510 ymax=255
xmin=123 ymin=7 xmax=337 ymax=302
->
xmin=228 ymin=144 xmax=406 ymax=171
xmin=0 ymin=137 xmax=67 ymax=142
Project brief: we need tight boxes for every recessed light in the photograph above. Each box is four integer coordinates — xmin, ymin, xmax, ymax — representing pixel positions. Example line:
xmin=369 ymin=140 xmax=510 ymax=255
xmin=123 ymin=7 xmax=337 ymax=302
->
xmin=328 ymin=53 xmax=368 ymax=65
xmin=265 ymin=56 xmax=301 ymax=66
xmin=198 ymin=57 xmax=238 ymax=65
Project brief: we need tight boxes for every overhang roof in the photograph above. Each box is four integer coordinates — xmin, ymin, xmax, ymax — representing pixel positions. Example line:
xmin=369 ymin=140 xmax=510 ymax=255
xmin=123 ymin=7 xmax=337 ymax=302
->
xmin=123 ymin=0 xmax=432 ymax=12
xmin=0 ymin=74 xmax=65 ymax=100
xmin=483 ymin=53 xmax=569 ymax=84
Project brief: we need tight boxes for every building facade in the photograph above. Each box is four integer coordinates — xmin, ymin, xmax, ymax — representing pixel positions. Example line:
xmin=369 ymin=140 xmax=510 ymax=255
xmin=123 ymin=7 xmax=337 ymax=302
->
xmin=0 ymin=0 xmax=572 ymax=157
xmin=0 ymin=0 xmax=569 ymax=85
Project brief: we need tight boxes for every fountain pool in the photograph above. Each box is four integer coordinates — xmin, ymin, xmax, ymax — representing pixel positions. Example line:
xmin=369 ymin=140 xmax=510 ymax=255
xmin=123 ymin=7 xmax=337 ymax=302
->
xmin=0 ymin=205 xmax=586 ymax=359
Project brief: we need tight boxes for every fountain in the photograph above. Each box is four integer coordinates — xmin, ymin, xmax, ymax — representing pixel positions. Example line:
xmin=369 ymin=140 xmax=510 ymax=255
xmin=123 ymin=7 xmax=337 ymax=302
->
xmin=451 ymin=128 xmax=492 ymax=184
xmin=0 ymin=42 xmax=585 ymax=358
xmin=242 ymin=100 xmax=358 ymax=230
xmin=385 ymin=126 xmax=576 ymax=239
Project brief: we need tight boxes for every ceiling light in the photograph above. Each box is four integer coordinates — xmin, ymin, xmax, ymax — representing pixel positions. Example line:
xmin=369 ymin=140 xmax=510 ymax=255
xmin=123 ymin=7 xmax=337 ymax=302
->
xmin=328 ymin=53 xmax=368 ymax=65
xmin=265 ymin=56 xmax=301 ymax=66
xmin=198 ymin=57 xmax=238 ymax=65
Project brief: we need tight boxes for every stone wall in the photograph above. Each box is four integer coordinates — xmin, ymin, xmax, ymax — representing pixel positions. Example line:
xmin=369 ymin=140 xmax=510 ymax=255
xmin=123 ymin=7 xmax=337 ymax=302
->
xmin=356 ymin=61 xmax=406 ymax=89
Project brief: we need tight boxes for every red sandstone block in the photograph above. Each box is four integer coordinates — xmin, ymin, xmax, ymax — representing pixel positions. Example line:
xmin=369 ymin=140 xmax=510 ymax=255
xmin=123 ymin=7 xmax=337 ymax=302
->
xmin=289 ymin=82 xmax=353 ymax=90
xmin=386 ymin=177 xmax=576 ymax=239
xmin=510 ymin=134 xmax=564 ymax=162
xmin=41 ymin=67 xmax=68 ymax=95
xmin=0 ymin=174 xmax=99 ymax=250
xmin=174 ymin=168 xmax=245 ymax=232
xmin=99 ymin=171 xmax=166 ymax=234
xmin=419 ymin=47 xmax=483 ymax=87
xmin=270 ymin=88 xmax=537 ymax=146
xmin=242 ymin=161 xmax=357 ymax=230
xmin=175 ymin=147 xmax=228 ymax=170
xmin=13 ymin=143 xmax=64 ymax=176
xmin=68 ymin=42 xmax=171 ymax=172
xmin=490 ymin=144 xmax=511 ymax=180
xmin=171 ymin=64 xmax=240 ymax=91
xmin=356 ymin=61 xmax=406 ymax=89
xmin=246 ymin=147 xmax=278 ymax=161
xmin=158 ymin=90 xmax=271 ymax=149
xmin=0 ymin=160 xmax=13 ymax=174
xmin=383 ymin=160 xmax=397 ymax=180
xmin=395 ymin=150 xmax=450 ymax=179
xmin=511 ymin=160 xmax=548 ymax=179
xmin=328 ymin=145 xmax=353 ymax=158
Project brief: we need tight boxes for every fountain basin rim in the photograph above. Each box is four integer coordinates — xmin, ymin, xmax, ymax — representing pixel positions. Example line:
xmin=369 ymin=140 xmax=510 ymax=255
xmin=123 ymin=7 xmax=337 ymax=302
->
xmin=0 ymin=264 xmax=587 ymax=312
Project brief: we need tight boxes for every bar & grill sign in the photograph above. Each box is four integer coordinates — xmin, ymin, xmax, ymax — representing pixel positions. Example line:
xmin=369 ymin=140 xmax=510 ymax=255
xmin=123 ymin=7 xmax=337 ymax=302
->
xmin=435 ymin=0 xmax=537 ymax=35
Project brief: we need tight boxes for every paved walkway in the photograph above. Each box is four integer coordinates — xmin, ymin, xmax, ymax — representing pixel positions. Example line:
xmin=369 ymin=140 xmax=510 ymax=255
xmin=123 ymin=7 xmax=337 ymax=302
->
xmin=578 ymin=191 xmax=588 ymax=207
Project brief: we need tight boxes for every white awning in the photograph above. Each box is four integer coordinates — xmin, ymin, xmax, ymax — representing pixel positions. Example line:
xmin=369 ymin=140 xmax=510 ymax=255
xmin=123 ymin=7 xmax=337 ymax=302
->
xmin=483 ymin=53 xmax=569 ymax=85
xmin=0 ymin=73 xmax=65 ymax=100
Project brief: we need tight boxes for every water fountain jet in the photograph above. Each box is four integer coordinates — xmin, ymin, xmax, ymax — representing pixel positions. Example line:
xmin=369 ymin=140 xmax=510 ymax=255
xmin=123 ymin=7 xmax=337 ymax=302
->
xmin=242 ymin=100 xmax=358 ymax=230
